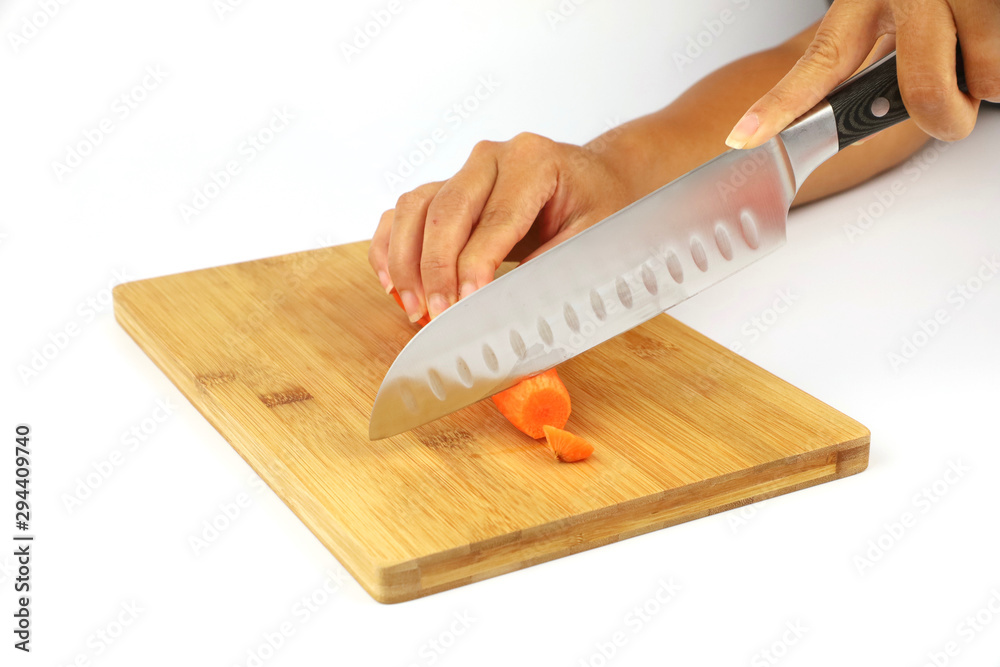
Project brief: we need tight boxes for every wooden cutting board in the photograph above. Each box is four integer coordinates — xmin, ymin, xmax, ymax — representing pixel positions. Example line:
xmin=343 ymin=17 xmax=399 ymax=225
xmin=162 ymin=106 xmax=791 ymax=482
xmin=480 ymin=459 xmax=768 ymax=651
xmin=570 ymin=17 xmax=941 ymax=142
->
xmin=113 ymin=240 xmax=868 ymax=603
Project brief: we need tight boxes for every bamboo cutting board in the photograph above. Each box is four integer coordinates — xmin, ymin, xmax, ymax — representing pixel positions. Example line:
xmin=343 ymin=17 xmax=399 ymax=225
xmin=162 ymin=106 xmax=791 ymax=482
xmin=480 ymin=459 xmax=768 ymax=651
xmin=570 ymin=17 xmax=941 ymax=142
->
xmin=113 ymin=241 xmax=868 ymax=603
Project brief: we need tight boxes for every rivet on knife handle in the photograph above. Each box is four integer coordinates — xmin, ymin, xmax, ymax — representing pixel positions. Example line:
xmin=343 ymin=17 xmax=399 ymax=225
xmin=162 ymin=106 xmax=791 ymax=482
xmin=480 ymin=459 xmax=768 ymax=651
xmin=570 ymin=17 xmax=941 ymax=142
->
xmin=827 ymin=44 xmax=969 ymax=150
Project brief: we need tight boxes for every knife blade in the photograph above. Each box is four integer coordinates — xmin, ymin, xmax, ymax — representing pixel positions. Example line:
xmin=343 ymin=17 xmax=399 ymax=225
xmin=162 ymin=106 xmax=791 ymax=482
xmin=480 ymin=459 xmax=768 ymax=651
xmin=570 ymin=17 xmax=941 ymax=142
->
xmin=369 ymin=50 xmax=961 ymax=439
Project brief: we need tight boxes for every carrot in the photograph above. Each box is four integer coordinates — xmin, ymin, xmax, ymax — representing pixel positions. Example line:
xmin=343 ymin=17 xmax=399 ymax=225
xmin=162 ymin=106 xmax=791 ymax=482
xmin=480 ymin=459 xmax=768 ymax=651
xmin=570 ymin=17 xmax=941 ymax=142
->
xmin=542 ymin=425 xmax=594 ymax=462
xmin=491 ymin=368 xmax=571 ymax=439
xmin=388 ymin=287 xmax=430 ymax=327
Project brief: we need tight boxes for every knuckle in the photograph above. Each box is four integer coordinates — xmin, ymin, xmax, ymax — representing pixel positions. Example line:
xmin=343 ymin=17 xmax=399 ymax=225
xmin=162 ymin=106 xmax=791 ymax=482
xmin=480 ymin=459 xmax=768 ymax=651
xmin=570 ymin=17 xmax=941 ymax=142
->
xmin=456 ymin=252 xmax=486 ymax=279
xmin=428 ymin=187 xmax=473 ymax=219
xmin=376 ymin=208 xmax=394 ymax=231
xmin=967 ymin=72 xmax=1000 ymax=101
xmin=508 ymin=131 xmax=552 ymax=157
xmin=935 ymin=125 xmax=972 ymax=143
xmin=945 ymin=112 xmax=976 ymax=141
xmin=420 ymin=252 xmax=453 ymax=275
xmin=470 ymin=139 xmax=497 ymax=157
xmin=953 ymin=124 xmax=974 ymax=141
xmin=905 ymin=88 xmax=972 ymax=141
xmin=478 ymin=201 xmax=520 ymax=228
xmin=394 ymin=190 xmax=426 ymax=214
xmin=760 ymin=86 xmax=795 ymax=113
xmin=903 ymin=80 xmax=950 ymax=116
xmin=961 ymin=37 xmax=1000 ymax=100
xmin=415 ymin=181 xmax=443 ymax=197
xmin=420 ymin=253 xmax=450 ymax=271
xmin=800 ymin=29 xmax=844 ymax=73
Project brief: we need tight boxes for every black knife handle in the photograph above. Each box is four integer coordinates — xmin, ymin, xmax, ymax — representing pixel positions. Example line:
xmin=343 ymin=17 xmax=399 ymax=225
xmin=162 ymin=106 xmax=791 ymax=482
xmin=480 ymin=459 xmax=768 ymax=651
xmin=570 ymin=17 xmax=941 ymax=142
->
xmin=828 ymin=44 xmax=969 ymax=150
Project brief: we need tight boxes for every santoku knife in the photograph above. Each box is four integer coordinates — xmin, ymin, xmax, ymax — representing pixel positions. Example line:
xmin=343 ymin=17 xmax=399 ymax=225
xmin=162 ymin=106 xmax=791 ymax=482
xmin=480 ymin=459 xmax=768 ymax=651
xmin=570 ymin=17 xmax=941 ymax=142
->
xmin=369 ymin=49 xmax=968 ymax=439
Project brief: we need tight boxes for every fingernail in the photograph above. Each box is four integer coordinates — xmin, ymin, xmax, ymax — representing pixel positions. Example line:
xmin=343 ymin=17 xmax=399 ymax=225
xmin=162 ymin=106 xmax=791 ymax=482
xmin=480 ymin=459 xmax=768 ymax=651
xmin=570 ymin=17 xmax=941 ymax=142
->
xmin=427 ymin=293 xmax=450 ymax=319
xmin=459 ymin=281 xmax=477 ymax=300
xmin=377 ymin=270 xmax=393 ymax=293
xmin=398 ymin=290 xmax=423 ymax=323
xmin=725 ymin=112 xmax=759 ymax=149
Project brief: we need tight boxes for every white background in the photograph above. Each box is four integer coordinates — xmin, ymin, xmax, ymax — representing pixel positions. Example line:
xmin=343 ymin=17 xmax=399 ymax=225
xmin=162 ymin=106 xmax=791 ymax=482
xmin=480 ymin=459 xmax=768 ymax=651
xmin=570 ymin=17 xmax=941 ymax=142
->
xmin=2 ymin=0 xmax=999 ymax=665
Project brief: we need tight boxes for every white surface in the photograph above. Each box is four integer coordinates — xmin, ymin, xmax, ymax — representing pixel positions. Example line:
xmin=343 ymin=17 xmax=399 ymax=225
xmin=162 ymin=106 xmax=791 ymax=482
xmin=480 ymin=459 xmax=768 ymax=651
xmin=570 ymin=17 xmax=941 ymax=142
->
xmin=3 ymin=1 xmax=999 ymax=665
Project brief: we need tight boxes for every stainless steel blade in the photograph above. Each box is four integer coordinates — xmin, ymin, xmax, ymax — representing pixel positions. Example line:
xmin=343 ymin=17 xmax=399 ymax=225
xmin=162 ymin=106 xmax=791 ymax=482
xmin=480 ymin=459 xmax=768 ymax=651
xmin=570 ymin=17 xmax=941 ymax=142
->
xmin=369 ymin=104 xmax=838 ymax=439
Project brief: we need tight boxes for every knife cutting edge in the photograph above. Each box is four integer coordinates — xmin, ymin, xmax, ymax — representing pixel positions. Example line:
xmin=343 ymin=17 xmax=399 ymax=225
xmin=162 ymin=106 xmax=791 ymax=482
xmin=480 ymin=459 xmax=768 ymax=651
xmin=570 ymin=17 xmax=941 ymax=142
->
xmin=369 ymin=49 xmax=968 ymax=439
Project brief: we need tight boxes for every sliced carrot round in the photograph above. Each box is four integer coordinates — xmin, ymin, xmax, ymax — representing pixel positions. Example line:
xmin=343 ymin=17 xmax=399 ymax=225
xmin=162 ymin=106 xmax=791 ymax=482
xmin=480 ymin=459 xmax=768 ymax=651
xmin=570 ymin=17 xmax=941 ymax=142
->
xmin=542 ymin=425 xmax=594 ymax=462
xmin=491 ymin=368 xmax=570 ymax=439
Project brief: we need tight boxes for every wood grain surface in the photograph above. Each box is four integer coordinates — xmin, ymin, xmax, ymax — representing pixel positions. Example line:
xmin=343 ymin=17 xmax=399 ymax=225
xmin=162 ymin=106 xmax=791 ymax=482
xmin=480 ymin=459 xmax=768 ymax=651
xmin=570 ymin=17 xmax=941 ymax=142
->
xmin=113 ymin=240 xmax=869 ymax=603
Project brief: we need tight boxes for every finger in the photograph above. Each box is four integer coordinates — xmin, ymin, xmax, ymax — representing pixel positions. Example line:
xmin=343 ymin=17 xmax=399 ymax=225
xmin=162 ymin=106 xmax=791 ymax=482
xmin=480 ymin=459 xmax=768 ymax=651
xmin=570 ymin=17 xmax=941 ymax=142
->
xmin=952 ymin=0 xmax=1000 ymax=103
xmin=456 ymin=133 xmax=559 ymax=299
xmin=895 ymin=0 xmax=978 ymax=141
xmin=725 ymin=0 xmax=882 ymax=149
xmin=369 ymin=208 xmax=396 ymax=293
xmin=386 ymin=181 xmax=443 ymax=322
xmin=420 ymin=142 xmax=499 ymax=319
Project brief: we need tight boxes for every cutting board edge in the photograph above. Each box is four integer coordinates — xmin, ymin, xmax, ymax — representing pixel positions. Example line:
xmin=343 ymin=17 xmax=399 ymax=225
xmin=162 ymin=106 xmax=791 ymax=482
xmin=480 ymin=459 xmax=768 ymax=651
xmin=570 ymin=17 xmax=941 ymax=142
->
xmin=370 ymin=435 xmax=869 ymax=603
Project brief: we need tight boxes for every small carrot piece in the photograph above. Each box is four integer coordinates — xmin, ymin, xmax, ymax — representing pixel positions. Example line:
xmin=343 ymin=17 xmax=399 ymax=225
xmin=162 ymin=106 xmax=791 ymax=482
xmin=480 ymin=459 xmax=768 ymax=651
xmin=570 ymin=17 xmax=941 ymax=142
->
xmin=542 ymin=425 xmax=594 ymax=462
xmin=389 ymin=287 xmax=430 ymax=327
xmin=491 ymin=368 xmax=571 ymax=439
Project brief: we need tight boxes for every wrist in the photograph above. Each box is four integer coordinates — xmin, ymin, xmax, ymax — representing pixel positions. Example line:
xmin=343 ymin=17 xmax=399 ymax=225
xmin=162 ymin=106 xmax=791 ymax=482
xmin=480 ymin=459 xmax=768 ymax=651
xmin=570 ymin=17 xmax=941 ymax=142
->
xmin=583 ymin=115 xmax=686 ymax=203
xmin=583 ymin=120 xmax=648 ymax=202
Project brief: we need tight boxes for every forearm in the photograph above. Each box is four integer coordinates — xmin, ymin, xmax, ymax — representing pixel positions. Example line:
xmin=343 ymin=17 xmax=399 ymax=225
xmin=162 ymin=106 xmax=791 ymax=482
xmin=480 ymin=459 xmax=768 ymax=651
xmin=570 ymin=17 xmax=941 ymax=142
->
xmin=589 ymin=21 xmax=931 ymax=206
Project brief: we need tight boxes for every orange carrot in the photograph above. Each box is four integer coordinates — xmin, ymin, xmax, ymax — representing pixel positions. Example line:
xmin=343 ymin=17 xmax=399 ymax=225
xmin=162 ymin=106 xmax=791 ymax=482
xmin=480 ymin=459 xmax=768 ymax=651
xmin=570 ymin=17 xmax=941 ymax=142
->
xmin=389 ymin=287 xmax=430 ymax=327
xmin=491 ymin=368 xmax=571 ymax=439
xmin=542 ymin=425 xmax=594 ymax=462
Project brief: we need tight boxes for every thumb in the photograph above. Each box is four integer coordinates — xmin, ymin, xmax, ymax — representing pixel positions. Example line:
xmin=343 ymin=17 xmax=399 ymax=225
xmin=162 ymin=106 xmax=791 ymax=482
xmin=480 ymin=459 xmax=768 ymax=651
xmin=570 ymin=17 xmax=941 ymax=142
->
xmin=726 ymin=2 xmax=882 ymax=150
